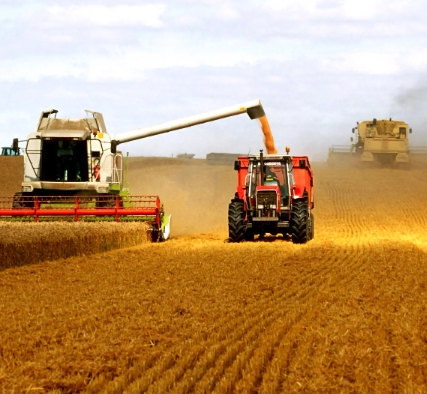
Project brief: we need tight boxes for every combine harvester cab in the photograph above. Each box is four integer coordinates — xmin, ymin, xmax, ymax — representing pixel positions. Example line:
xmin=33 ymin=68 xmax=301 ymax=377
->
xmin=328 ymin=119 xmax=425 ymax=168
xmin=229 ymin=149 xmax=314 ymax=244
xmin=0 ymin=101 xmax=266 ymax=241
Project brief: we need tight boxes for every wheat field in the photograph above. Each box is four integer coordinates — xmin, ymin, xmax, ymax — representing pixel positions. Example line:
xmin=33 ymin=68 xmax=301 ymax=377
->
xmin=1 ymin=157 xmax=427 ymax=392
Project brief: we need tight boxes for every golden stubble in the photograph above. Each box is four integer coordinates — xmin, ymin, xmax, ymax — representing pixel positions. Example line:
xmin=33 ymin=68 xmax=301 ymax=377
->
xmin=2 ymin=161 xmax=427 ymax=392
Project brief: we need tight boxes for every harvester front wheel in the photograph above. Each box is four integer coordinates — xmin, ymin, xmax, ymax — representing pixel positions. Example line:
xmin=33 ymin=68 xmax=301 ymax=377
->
xmin=228 ymin=200 xmax=245 ymax=243
xmin=12 ymin=192 xmax=23 ymax=208
xmin=12 ymin=192 xmax=34 ymax=208
xmin=290 ymin=199 xmax=309 ymax=244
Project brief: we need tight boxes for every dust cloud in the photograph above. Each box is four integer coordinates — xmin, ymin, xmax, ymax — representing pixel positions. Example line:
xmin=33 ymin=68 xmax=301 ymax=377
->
xmin=127 ymin=157 xmax=236 ymax=237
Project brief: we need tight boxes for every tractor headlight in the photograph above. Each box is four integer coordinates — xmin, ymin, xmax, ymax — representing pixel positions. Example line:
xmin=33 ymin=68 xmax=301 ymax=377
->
xmin=22 ymin=186 xmax=33 ymax=192
xmin=257 ymin=204 xmax=264 ymax=209
xmin=270 ymin=204 xmax=277 ymax=209
xmin=97 ymin=186 xmax=109 ymax=193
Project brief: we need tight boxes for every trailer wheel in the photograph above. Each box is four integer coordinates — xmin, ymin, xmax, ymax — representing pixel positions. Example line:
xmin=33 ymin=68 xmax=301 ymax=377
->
xmin=290 ymin=199 xmax=309 ymax=244
xmin=308 ymin=213 xmax=314 ymax=240
xmin=228 ymin=200 xmax=245 ymax=243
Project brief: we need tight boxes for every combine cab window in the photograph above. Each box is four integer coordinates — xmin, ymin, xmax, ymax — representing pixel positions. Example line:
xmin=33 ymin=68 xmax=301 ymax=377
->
xmin=399 ymin=127 xmax=406 ymax=138
xmin=40 ymin=139 xmax=89 ymax=182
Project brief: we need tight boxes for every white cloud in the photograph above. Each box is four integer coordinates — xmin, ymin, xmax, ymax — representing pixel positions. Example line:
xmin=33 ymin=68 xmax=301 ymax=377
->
xmin=216 ymin=4 xmax=239 ymax=20
xmin=263 ymin=0 xmax=425 ymax=22
xmin=20 ymin=4 xmax=167 ymax=28
xmin=320 ymin=49 xmax=427 ymax=76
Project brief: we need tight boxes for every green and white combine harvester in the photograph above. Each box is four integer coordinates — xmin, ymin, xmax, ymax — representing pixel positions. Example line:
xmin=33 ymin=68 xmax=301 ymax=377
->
xmin=0 ymin=100 xmax=265 ymax=240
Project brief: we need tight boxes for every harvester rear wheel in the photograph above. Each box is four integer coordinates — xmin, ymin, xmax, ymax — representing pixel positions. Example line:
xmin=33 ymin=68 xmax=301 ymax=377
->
xmin=228 ymin=200 xmax=245 ymax=243
xmin=290 ymin=199 xmax=309 ymax=244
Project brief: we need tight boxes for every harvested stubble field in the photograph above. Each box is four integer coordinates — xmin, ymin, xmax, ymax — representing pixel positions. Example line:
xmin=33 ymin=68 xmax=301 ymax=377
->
xmin=1 ymin=156 xmax=427 ymax=393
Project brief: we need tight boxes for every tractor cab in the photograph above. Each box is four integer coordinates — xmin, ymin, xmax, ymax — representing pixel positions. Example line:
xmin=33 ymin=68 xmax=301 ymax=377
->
xmin=247 ymin=154 xmax=293 ymax=217
xmin=1 ymin=147 xmax=20 ymax=156
xmin=230 ymin=149 xmax=314 ymax=243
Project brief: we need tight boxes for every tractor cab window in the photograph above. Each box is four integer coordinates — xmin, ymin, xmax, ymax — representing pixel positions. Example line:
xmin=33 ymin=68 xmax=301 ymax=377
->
xmin=250 ymin=163 xmax=288 ymax=197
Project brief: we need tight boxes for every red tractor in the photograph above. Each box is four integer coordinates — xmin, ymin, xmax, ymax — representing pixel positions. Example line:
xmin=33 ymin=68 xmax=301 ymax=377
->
xmin=228 ymin=149 xmax=314 ymax=243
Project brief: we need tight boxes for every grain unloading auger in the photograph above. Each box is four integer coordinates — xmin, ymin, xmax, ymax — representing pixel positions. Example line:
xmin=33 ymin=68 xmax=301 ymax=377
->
xmin=0 ymin=100 xmax=265 ymax=240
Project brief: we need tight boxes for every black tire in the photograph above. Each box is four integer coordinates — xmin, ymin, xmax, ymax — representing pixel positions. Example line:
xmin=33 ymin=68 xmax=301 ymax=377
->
xmin=12 ymin=192 xmax=34 ymax=208
xmin=228 ymin=200 xmax=245 ymax=243
xmin=290 ymin=199 xmax=309 ymax=244
xmin=307 ymin=213 xmax=314 ymax=240
xmin=311 ymin=213 xmax=314 ymax=240
xmin=12 ymin=192 xmax=23 ymax=208
xmin=245 ymin=229 xmax=255 ymax=241
xmin=96 ymin=194 xmax=122 ymax=208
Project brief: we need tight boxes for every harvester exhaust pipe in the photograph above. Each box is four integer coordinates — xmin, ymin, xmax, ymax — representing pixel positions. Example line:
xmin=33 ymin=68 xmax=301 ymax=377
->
xmin=260 ymin=149 xmax=264 ymax=186
xmin=111 ymin=99 xmax=265 ymax=150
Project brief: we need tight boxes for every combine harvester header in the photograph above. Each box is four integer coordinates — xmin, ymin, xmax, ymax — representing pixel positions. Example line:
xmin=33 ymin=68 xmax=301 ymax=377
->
xmin=0 ymin=100 xmax=265 ymax=241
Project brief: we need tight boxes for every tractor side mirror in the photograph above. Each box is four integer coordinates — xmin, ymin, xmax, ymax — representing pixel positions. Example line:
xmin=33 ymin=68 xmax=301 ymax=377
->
xmin=352 ymin=128 xmax=355 ymax=133
xmin=234 ymin=160 xmax=240 ymax=171
xmin=12 ymin=138 xmax=19 ymax=153
xmin=409 ymin=128 xmax=412 ymax=134
xmin=350 ymin=137 xmax=353 ymax=142
xmin=299 ymin=159 xmax=306 ymax=169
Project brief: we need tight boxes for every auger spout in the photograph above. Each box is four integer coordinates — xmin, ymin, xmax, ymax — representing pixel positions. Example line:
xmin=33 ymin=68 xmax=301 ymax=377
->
xmin=111 ymin=99 xmax=265 ymax=147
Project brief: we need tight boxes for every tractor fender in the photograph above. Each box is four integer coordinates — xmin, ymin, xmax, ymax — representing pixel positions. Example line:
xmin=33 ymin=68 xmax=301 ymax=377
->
xmin=291 ymin=185 xmax=306 ymax=199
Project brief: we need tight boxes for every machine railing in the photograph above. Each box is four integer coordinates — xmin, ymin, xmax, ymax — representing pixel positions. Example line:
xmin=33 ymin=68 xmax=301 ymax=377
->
xmin=0 ymin=195 xmax=161 ymax=225
xmin=328 ymin=145 xmax=354 ymax=154
xmin=409 ymin=146 xmax=427 ymax=154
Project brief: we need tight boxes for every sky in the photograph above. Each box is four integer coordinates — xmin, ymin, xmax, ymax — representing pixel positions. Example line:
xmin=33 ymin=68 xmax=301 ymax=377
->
xmin=1 ymin=0 xmax=427 ymax=161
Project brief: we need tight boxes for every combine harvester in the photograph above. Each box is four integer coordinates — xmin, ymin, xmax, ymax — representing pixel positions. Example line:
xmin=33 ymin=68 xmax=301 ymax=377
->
xmin=328 ymin=118 xmax=426 ymax=167
xmin=229 ymin=148 xmax=314 ymax=244
xmin=0 ymin=100 xmax=265 ymax=241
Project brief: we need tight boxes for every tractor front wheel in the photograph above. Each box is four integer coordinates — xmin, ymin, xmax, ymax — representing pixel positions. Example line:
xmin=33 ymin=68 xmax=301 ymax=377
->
xmin=228 ymin=200 xmax=245 ymax=243
xmin=290 ymin=199 xmax=309 ymax=244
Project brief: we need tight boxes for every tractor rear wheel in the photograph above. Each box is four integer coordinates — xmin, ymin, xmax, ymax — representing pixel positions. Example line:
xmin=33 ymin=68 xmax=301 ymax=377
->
xmin=290 ymin=199 xmax=309 ymax=244
xmin=245 ymin=229 xmax=255 ymax=241
xmin=307 ymin=213 xmax=314 ymax=240
xmin=228 ymin=200 xmax=245 ymax=243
